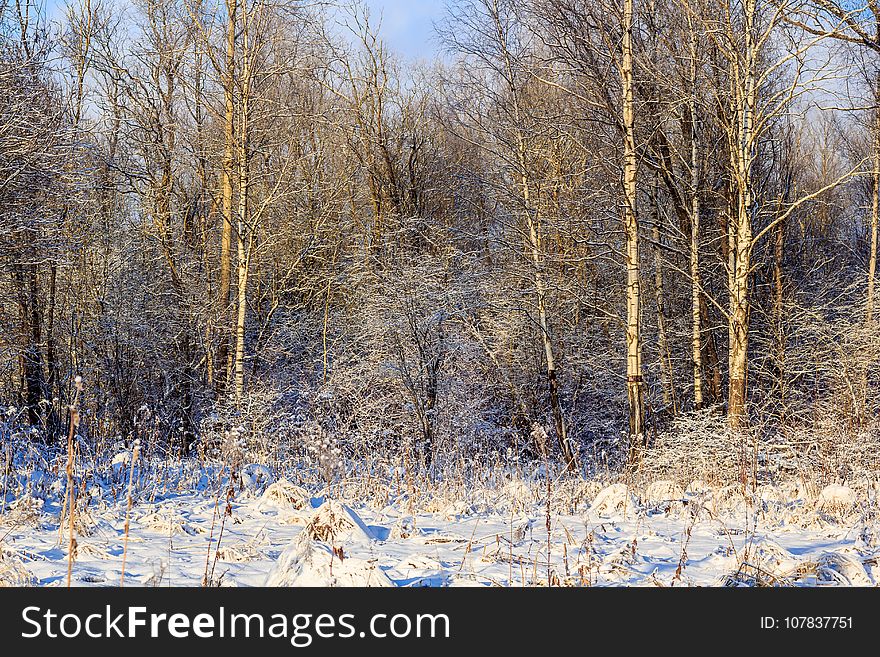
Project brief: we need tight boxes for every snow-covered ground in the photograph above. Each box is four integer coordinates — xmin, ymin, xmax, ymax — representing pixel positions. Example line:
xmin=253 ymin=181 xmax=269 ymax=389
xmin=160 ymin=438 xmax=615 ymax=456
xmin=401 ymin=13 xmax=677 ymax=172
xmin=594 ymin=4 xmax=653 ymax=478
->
xmin=2 ymin=467 xmax=879 ymax=587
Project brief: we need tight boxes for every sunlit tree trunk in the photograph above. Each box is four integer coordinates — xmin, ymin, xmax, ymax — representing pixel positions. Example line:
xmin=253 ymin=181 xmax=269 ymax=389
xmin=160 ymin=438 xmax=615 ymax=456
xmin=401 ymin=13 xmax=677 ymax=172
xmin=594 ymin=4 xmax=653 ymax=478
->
xmin=623 ymin=0 xmax=645 ymax=461
xmin=867 ymin=105 xmax=880 ymax=323
xmin=726 ymin=0 xmax=758 ymax=430
xmin=218 ymin=0 xmax=237 ymax=395
xmin=233 ymin=3 xmax=252 ymax=407
xmin=687 ymin=21 xmax=704 ymax=410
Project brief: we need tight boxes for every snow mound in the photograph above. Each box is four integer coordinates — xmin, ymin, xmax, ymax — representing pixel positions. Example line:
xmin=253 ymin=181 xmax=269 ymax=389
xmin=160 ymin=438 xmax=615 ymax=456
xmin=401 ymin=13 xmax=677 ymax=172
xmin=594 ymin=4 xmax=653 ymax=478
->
xmin=138 ymin=508 xmax=206 ymax=536
xmin=644 ymin=480 xmax=684 ymax=507
xmin=748 ymin=540 xmax=800 ymax=578
xmin=265 ymin=539 xmax=392 ymax=587
xmin=111 ymin=451 xmax=130 ymax=466
xmin=721 ymin=539 xmax=799 ymax=586
xmin=0 ymin=550 xmax=36 ymax=587
xmin=240 ymin=464 xmax=274 ymax=496
xmin=590 ymin=484 xmax=637 ymax=517
xmin=855 ymin=523 xmax=880 ymax=550
xmin=301 ymin=500 xmax=376 ymax=544
xmin=110 ymin=451 xmax=133 ymax=479
xmin=216 ymin=544 xmax=262 ymax=562
xmin=3 ymin=494 xmax=44 ymax=525
xmin=72 ymin=510 xmax=116 ymax=538
xmin=77 ymin=542 xmax=111 ymax=560
xmin=258 ymin=479 xmax=310 ymax=511
xmin=388 ymin=516 xmax=417 ymax=540
xmin=814 ymin=552 xmax=872 ymax=586
xmin=815 ymin=485 xmax=857 ymax=516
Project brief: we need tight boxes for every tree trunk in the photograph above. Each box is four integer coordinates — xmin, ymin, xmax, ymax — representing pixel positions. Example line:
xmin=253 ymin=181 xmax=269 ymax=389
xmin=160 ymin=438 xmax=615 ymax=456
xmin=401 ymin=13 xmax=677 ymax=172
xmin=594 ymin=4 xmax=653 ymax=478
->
xmin=527 ymin=201 xmax=576 ymax=470
xmin=234 ymin=235 xmax=249 ymax=407
xmin=728 ymin=246 xmax=751 ymax=428
xmin=688 ymin=22 xmax=703 ymax=410
xmin=867 ymin=110 xmax=879 ymax=323
xmin=861 ymin=97 xmax=880 ymax=423
xmin=233 ymin=6 xmax=251 ymax=407
xmin=727 ymin=163 xmax=753 ymax=429
xmin=623 ymin=0 xmax=645 ymax=462
xmin=217 ymin=0 xmax=237 ymax=397
xmin=727 ymin=0 xmax=757 ymax=431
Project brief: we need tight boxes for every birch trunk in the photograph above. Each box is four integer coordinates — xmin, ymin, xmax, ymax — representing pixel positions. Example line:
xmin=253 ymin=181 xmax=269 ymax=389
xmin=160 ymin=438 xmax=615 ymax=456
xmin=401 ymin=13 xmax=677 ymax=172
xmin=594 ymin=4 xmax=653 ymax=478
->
xmin=218 ymin=0 xmax=237 ymax=395
xmin=861 ymin=102 xmax=879 ymax=423
xmin=867 ymin=110 xmax=879 ymax=324
xmin=688 ymin=22 xmax=703 ymax=410
xmin=233 ymin=7 xmax=251 ymax=407
xmin=623 ymin=0 xmax=645 ymax=461
xmin=727 ymin=0 xmax=757 ymax=430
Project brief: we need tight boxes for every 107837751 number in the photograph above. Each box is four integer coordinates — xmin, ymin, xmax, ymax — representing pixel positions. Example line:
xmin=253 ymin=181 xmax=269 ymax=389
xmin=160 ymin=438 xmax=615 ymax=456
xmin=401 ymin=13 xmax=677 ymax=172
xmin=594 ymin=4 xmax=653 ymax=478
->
xmin=769 ymin=617 xmax=853 ymax=630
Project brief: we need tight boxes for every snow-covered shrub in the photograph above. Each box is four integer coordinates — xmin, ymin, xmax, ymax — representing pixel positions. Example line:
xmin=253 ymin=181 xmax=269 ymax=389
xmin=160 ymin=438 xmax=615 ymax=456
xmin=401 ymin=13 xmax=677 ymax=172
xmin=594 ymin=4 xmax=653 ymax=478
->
xmin=0 ymin=549 xmax=36 ymax=587
xmin=643 ymin=480 xmax=685 ymax=513
xmin=812 ymin=552 xmax=872 ymax=586
xmin=265 ymin=539 xmax=393 ymax=587
xmin=815 ymin=484 xmax=857 ymax=517
xmin=590 ymin=484 xmax=638 ymax=517
xmin=300 ymin=500 xmax=376 ymax=544
xmin=493 ymin=480 xmax=537 ymax=513
xmin=239 ymin=464 xmax=274 ymax=496
xmin=640 ymin=410 xmax=744 ymax=487
xmin=258 ymin=479 xmax=310 ymax=511
xmin=721 ymin=539 xmax=800 ymax=586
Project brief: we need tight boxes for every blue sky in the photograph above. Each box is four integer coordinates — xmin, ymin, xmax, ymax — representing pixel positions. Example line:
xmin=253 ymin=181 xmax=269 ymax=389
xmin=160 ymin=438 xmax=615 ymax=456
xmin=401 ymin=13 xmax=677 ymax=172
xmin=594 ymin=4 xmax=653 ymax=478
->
xmin=43 ymin=0 xmax=450 ymax=60
xmin=362 ymin=0 xmax=448 ymax=61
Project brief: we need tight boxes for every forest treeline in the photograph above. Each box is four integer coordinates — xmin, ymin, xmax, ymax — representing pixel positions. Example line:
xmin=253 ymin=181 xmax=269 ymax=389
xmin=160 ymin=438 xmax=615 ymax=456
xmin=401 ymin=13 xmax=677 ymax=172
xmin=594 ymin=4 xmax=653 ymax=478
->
xmin=2 ymin=0 xmax=880 ymax=473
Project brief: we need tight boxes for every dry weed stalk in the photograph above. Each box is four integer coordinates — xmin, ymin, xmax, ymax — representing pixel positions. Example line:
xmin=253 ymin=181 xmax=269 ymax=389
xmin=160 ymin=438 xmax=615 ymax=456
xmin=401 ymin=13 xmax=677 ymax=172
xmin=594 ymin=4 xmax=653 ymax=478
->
xmin=457 ymin=518 xmax=480 ymax=575
xmin=119 ymin=439 xmax=141 ymax=585
xmin=202 ymin=494 xmax=221 ymax=587
xmin=208 ymin=482 xmax=235 ymax=586
xmin=65 ymin=375 xmax=83 ymax=588
xmin=673 ymin=515 xmax=695 ymax=586
xmin=508 ymin=511 xmax=514 ymax=585
xmin=1 ymin=441 xmax=10 ymax=518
